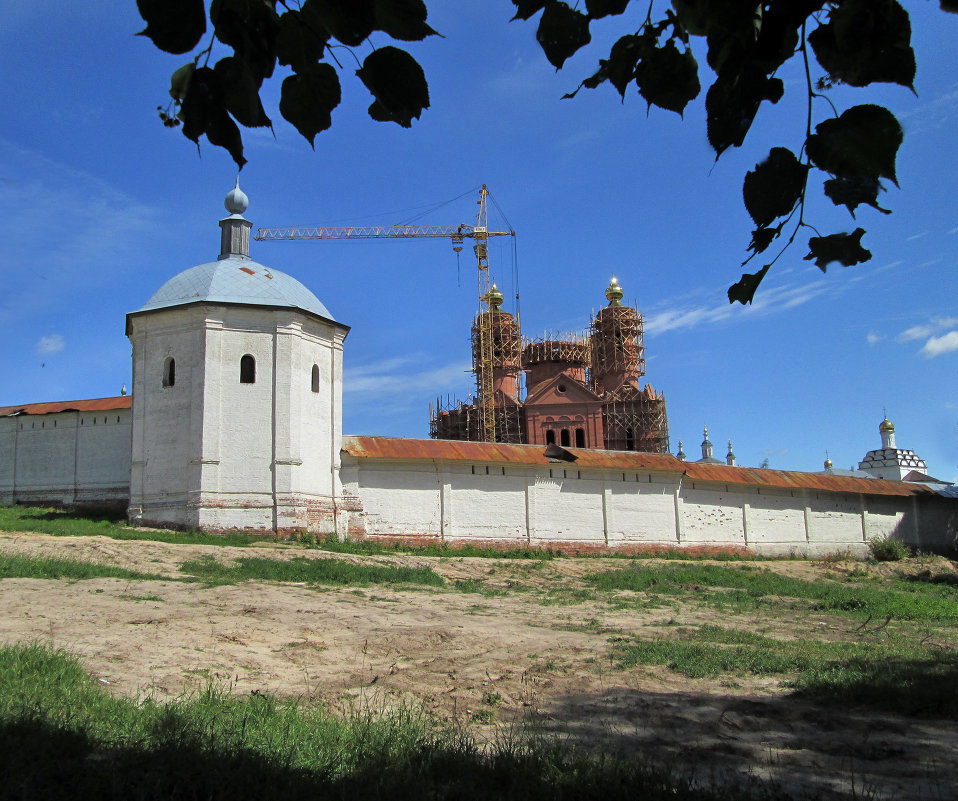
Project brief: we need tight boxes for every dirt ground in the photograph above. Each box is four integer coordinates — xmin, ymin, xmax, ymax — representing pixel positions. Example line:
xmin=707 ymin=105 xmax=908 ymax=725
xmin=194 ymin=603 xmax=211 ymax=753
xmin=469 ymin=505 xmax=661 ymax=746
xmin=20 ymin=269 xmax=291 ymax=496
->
xmin=1 ymin=531 xmax=956 ymax=800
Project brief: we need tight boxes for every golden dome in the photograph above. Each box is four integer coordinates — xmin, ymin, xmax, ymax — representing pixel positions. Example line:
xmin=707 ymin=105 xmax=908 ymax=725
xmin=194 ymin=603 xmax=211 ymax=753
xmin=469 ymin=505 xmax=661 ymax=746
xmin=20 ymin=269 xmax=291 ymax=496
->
xmin=879 ymin=417 xmax=895 ymax=433
xmin=605 ymin=276 xmax=624 ymax=306
xmin=485 ymin=283 xmax=504 ymax=310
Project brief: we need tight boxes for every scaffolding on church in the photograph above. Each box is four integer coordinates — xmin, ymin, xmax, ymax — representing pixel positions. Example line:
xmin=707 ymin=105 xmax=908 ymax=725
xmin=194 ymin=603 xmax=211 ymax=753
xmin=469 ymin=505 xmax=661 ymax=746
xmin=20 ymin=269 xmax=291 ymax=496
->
xmin=589 ymin=304 xmax=645 ymax=392
xmin=601 ymin=384 xmax=670 ymax=453
xmin=429 ymin=393 xmax=524 ymax=443
xmin=521 ymin=333 xmax=591 ymax=369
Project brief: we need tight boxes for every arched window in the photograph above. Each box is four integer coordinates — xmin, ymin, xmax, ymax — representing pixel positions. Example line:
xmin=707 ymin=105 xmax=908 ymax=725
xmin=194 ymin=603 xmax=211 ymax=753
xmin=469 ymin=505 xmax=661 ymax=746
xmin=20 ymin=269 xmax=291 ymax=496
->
xmin=545 ymin=429 xmax=556 ymax=445
xmin=560 ymin=429 xmax=571 ymax=447
xmin=240 ymin=354 xmax=256 ymax=384
xmin=310 ymin=364 xmax=320 ymax=393
xmin=163 ymin=356 xmax=175 ymax=388
xmin=575 ymin=428 xmax=585 ymax=448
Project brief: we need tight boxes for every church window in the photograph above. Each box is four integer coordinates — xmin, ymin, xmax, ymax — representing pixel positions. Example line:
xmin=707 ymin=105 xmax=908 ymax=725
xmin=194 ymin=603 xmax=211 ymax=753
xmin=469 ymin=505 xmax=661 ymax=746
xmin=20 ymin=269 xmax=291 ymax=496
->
xmin=545 ymin=429 xmax=556 ymax=445
xmin=311 ymin=364 xmax=320 ymax=393
xmin=560 ymin=429 xmax=570 ymax=447
xmin=575 ymin=428 xmax=585 ymax=447
xmin=240 ymin=354 xmax=256 ymax=384
xmin=163 ymin=356 xmax=175 ymax=388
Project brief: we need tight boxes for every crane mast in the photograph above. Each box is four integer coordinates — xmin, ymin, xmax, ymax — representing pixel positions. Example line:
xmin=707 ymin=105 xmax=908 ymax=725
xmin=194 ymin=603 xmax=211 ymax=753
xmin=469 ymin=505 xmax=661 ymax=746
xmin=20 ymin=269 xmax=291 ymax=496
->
xmin=254 ymin=185 xmax=514 ymax=443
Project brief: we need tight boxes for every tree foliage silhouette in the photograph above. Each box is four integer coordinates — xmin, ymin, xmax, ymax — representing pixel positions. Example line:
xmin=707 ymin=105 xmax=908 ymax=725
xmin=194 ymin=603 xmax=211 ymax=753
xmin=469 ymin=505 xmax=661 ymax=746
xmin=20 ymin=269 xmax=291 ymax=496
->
xmin=137 ymin=0 xmax=957 ymax=302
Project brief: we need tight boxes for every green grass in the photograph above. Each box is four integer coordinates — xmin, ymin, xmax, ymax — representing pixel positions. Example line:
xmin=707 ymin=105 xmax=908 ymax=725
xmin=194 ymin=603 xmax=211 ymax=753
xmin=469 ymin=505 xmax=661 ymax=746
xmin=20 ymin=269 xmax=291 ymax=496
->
xmin=610 ymin=624 xmax=958 ymax=716
xmin=0 ymin=642 xmax=780 ymax=801
xmin=179 ymin=554 xmax=445 ymax=588
xmin=0 ymin=553 xmax=167 ymax=582
xmin=586 ymin=563 xmax=958 ymax=621
xmin=0 ymin=505 xmax=267 ymax=547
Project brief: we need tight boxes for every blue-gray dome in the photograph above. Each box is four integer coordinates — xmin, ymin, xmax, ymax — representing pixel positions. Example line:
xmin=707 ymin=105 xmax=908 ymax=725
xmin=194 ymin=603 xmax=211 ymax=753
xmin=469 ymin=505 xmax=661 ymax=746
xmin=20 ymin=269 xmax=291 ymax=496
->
xmin=137 ymin=255 xmax=336 ymax=321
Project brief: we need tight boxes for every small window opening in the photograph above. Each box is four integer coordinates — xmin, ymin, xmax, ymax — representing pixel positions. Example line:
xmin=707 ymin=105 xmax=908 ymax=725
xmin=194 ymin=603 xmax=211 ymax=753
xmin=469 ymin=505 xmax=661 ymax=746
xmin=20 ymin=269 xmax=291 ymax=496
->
xmin=545 ymin=429 xmax=556 ymax=445
xmin=625 ymin=428 xmax=635 ymax=450
xmin=240 ymin=354 xmax=256 ymax=384
xmin=311 ymin=364 xmax=320 ymax=393
xmin=560 ymin=428 xmax=571 ymax=447
xmin=575 ymin=428 xmax=585 ymax=448
xmin=163 ymin=356 xmax=176 ymax=388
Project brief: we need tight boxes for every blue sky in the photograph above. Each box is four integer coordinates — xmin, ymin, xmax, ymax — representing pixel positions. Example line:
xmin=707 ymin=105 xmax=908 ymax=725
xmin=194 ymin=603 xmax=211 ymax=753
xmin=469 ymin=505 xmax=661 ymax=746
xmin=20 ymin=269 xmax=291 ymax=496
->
xmin=1 ymin=2 xmax=955 ymax=480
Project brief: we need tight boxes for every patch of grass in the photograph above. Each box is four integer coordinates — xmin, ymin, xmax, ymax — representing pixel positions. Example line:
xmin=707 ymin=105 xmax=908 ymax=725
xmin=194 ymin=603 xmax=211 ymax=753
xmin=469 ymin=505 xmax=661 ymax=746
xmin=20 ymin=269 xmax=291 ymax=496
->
xmin=586 ymin=564 xmax=958 ymax=622
xmin=470 ymin=708 xmax=495 ymax=724
xmin=0 ymin=505 xmax=267 ymax=547
xmin=0 ymin=642 xmax=789 ymax=801
xmin=868 ymin=535 xmax=911 ymax=562
xmin=453 ymin=578 xmax=507 ymax=597
xmin=610 ymin=624 xmax=958 ymax=716
xmin=118 ymin=593 xmax=164 ymax=602
xmin=179 ymin=555 xmax=444 ymax=588
xmin=0 ymin=554 xmax=166 ymax=582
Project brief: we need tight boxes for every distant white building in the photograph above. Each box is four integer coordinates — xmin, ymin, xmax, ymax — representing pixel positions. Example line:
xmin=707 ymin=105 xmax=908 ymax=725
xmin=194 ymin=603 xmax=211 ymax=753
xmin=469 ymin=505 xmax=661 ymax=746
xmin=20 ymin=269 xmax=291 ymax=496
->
xmin=857 ymin=416 xmax=932 ymax=482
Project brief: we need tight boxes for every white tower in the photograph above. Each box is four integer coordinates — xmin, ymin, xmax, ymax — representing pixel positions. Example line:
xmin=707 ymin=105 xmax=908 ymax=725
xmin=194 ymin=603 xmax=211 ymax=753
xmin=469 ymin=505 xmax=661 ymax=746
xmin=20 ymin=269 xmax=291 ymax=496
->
xmin=125 ymin=182 xmax=350 ymax=535
xmin=857 ymin=415 xmax=927 ymax=481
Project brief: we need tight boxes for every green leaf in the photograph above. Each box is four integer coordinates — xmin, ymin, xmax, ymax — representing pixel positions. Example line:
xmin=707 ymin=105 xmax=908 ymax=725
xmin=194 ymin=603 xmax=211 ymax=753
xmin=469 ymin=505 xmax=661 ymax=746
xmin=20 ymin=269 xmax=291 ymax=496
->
xmin=180 ymin=66 xmax=224 ymax=144
xmin=169 ymin=63 xmax=196 ymax=102
xmin=276 ymin=8 xmax=330 ymax=72
xmin=356 ymin=46 xmax=430 ymax=128
xmin=804 ymin=228 xmax=871 ymax=272
xmin=808 ymin=0 xmax=915 ymax=89
xmin=742 ymin=147 xmax=807 ymax=228
xmin=279 ymin=63 xmax=341 ymax=146
xmin=728 ymin=264 xmax=770 ymax=305
xmin=536 ymin=1 xmax=592 ymax=69
xmin=308 ymin=0 xmax=376 ymax=46
xmin=634 ymin=40 xmax=700 ymax=115
xmin=210 ymin=0 xmax=280 ymax=82
xmin=178 ymin=65 xmax=247 ymax=167
xmin=512 ymin=0 xmax=547 ymax=22
xmin=374 ymin=0 xmax=439 ymax=41
xmin=706 ymin=70 xmax=783 ymax=156
xmin=806 ymin=104 xmax=903 ymax=187
xmin=137 ymin=0 xmax=207 ymax=55
xmin=823 ymin=176 xmax=891 ymax=217
xmin=214 ymin=56 xmax=271 ymax=128
xmin=746 ymin=223 xmax=783 ymax=258
xmin=585 ymin=0 xmax=630 ymax=19
xmin=206 ymin=107 xmax=247 ymax=168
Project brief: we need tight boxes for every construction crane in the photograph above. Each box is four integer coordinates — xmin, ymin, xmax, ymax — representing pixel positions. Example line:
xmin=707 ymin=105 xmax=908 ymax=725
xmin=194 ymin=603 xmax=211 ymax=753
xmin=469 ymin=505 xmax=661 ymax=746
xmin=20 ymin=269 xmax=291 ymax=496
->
xmin=254 ymin=185 xmax=515 ymax=443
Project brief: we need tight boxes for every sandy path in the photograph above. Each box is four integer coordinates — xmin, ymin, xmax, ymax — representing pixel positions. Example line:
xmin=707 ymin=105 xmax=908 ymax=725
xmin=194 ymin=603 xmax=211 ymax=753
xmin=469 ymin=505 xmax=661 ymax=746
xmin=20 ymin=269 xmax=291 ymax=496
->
xmin=1 ymin=532 xmax=955 ymax=800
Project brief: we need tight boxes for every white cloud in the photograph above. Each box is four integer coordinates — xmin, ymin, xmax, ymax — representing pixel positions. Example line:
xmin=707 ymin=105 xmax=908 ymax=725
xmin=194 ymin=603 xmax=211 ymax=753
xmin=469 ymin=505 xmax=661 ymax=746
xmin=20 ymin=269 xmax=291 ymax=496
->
xmin=906 ymin=231 xmax=929 ymax=241
xmin=344 ymin=355 xmax=472 ymax=401
xmin=920 ymin=331 xmax=958 ymax=358
xmin=866 ymin=332 xmax=882 ymax=346
xmin=35 ymin=334 xmax=64 ymax=355
xmin=644 ymin=277 xmax=831 ymax=336
xmin=897 ymin=316 xmax=958 ymax=342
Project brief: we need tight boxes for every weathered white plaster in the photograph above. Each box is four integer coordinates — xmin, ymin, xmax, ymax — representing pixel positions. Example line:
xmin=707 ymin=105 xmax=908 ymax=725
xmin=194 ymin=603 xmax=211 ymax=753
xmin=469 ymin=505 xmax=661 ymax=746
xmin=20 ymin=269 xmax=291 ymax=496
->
xmin=0 ymin=410 xmax=131 ymax=507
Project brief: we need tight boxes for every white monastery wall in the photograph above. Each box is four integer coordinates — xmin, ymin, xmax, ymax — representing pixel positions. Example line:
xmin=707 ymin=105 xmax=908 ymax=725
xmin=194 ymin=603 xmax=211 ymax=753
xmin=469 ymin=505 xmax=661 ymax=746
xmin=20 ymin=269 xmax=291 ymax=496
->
xmin=447 ymin=465 xmax=527 ymax=541
xmin=341 ymin=451 xmax=955 ymax=555
xmin=0 ymin=410 xmax=131 ymax=507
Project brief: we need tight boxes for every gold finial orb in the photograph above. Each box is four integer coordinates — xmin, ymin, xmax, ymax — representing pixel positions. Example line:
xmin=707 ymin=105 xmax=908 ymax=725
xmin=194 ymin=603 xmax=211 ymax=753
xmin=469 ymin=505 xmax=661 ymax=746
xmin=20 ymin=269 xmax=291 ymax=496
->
xmin=605 ymin=276 xmax=624 ymax=306
xmin=879 ymin=417 xmax=895 ymax=433
xmin=485 ymin=283 xmax=504 ymax=310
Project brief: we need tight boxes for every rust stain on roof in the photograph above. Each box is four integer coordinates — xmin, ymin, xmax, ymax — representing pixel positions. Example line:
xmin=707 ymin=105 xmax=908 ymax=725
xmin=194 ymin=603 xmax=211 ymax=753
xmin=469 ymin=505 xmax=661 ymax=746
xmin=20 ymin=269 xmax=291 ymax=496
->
xmin=0 ymin=396 xmax=132 ymax=417
xmin=342 ymin=436 xmax=934 ymax=498
xmin=239 ymin=266 xmax=256 ymax=275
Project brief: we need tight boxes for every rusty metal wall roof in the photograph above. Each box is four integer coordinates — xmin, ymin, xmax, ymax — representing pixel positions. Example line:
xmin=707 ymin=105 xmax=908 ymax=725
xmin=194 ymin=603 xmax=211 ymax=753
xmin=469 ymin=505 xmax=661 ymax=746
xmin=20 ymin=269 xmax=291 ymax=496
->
xmin=0 ymin=396 xmax=132 ymax=417
xmin=682 ymin=462 xmax=932 ymax=497
xmin=342 ymin=435 xmax=684 ymax=471
xmin=342 ymin=436 xmax=935 ymax=498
